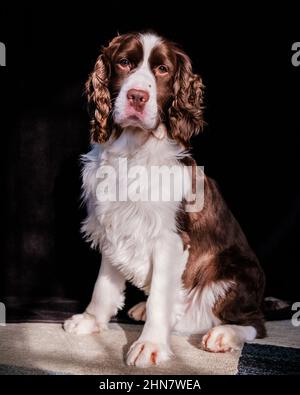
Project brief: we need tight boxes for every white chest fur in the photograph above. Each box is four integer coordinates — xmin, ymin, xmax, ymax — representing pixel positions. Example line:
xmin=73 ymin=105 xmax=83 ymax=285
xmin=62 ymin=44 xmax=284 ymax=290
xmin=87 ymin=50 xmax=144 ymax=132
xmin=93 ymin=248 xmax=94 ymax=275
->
xmin=81 ymin=129 xmax=188 ymax=290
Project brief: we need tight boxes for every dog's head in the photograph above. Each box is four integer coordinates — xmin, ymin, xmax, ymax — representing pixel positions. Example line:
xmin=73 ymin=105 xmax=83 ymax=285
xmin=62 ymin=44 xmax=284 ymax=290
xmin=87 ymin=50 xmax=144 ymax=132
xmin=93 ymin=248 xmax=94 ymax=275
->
xmin=86 ymin=32 xmax=204 ymax=146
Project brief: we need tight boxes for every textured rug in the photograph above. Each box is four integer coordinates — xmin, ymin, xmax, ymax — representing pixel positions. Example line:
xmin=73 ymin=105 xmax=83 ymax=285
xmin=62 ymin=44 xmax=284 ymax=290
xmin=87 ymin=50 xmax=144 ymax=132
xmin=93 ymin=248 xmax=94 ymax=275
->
xmin=0 ymin=321 xmax=299 ymax=375
xmin=237 ymin=344 xmax=300 ymax=375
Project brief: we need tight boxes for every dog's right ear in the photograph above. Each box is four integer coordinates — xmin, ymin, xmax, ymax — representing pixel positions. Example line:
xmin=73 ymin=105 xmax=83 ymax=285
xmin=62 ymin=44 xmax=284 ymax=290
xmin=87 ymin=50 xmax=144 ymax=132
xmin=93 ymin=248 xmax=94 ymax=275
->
xmin=85 ymin=52 xmax=111 ymax=144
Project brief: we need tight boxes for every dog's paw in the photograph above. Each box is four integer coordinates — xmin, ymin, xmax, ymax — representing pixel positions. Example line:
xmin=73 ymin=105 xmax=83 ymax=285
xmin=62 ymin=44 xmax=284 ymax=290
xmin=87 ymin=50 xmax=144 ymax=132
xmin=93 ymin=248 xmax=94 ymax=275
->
xmin=128 ymin=302 xmax=147 ymax=322
xmin=126 ymin=341 xmax=172 ymax=368
xmin=201 ymin=325 xmax=243 ymax=353
xmin=63 ymin=313 xmax=107 ymax=335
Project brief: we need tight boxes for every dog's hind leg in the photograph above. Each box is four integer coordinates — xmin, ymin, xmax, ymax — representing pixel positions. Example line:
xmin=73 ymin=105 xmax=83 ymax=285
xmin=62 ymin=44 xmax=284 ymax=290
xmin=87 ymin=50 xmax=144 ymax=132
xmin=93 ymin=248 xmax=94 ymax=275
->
xmin=201 ymin=324 xmax=256 ymax=352
xmin=128 ymin=302 xmax=147 ymax=322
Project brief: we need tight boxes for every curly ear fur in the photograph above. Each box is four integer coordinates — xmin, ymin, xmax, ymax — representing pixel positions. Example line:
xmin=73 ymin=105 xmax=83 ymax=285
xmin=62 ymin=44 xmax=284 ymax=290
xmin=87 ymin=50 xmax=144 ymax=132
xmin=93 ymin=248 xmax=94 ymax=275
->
xmin=168 ymin=50 xmax=204 ymax=146
xmin=85 ymin=53 xmax=111 ymax=144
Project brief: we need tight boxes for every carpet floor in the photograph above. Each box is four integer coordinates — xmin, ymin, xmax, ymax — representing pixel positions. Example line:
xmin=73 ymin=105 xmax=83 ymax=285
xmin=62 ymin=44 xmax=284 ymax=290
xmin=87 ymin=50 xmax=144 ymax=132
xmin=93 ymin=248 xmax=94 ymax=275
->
xmin=0 ymin=321 xmax=299 ymax=375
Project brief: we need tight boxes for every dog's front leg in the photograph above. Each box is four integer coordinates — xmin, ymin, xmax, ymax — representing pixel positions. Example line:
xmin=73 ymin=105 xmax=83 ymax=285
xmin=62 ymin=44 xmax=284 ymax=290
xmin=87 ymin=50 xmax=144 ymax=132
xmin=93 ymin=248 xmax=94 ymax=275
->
xmin=64 ymin=256 xmax=125 ymax=334
xmin=126 ymin=232 xmax=187 ymax=368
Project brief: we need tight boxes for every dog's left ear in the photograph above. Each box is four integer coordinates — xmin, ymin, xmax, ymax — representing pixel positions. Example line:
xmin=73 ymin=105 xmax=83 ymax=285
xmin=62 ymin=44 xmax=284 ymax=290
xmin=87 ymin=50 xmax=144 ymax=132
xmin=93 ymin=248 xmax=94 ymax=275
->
xmin=85 ymin=52 xmax=111 ymax=144
xmin=167 ymin=49 xmax=204 ymax=146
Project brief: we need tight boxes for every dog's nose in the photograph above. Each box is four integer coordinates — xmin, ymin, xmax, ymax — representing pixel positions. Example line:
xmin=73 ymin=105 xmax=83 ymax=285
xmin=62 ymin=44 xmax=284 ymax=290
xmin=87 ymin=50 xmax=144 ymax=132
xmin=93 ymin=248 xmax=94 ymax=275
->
xmin=127 ymin=89 xmax=149 ymax=112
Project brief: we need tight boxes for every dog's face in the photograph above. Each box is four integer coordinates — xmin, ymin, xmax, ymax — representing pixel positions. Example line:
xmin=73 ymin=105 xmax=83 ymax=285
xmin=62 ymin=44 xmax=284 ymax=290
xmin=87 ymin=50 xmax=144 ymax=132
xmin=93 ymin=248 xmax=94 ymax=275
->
xmin=86 ymin=32 xmax=204 ymax=146
xmin=112 ymin=34 xmax=175 ymax=132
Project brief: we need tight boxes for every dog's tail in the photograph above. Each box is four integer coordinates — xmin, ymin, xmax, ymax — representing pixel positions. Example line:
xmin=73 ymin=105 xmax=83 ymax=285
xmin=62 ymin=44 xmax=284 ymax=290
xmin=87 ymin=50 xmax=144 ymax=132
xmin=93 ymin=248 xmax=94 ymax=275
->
xmin=263 ymin=296 xmax=293 ymax=321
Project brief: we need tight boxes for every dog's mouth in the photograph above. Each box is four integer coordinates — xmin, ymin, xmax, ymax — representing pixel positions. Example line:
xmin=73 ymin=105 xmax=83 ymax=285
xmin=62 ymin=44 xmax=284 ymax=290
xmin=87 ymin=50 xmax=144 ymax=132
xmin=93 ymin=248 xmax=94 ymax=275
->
xmin=127 ymin=115 xmax=141 ymax=122
xmin=113 ymin=98 xmax=158 ymax=131
xmin=121 ymin=115 xmax=145 ymax=128
xmin=119 ymin=111 xmax=157 ymax=132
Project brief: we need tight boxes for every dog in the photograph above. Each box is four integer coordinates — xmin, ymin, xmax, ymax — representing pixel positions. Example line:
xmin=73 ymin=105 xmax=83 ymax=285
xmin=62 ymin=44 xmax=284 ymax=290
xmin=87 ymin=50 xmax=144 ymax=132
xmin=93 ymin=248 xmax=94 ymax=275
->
xmin=63 ymin=32 xmax=266 ymax=367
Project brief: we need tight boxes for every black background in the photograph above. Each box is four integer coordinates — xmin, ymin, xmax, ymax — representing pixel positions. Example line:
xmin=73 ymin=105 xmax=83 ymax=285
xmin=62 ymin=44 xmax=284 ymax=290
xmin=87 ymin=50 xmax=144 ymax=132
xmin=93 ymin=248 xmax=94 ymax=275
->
xmin=0 ymin=3 xmax=299 ymax=315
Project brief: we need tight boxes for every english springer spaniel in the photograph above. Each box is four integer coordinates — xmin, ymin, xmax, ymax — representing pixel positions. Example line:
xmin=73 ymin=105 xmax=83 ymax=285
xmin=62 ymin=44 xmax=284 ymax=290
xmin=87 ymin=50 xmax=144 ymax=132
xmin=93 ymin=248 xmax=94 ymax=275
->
xmin=63 ymin=32 xmax=266 ymax=367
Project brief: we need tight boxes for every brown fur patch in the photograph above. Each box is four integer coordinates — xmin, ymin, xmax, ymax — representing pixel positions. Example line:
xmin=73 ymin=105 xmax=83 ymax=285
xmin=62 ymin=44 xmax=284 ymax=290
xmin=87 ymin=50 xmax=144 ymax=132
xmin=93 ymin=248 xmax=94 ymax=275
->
xmin=177 ymin=158 xmax=266 ymax=337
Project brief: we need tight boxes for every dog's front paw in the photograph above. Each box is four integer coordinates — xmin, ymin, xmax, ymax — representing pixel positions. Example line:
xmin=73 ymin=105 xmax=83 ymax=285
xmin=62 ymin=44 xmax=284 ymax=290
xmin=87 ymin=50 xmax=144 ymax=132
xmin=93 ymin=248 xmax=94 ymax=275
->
xmin=63 ymin=313 xmax=107 ymax=335
xmin=126 ymin=341 xmax=173 ymax=368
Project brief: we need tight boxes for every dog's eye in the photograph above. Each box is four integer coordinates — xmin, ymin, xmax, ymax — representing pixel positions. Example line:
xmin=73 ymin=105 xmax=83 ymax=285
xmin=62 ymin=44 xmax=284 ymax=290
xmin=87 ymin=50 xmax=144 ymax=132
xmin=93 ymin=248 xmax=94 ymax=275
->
xmin=156 ymin=65 xmax=168 ymax=74
xmin=119 ymin=58 xmax=131 ymax=68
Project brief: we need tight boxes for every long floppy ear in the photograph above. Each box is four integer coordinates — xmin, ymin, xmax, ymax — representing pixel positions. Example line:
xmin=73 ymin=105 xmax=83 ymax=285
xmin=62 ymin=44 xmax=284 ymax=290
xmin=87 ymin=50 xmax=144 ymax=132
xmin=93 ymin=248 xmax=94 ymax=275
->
xmin=85 ymin=53 xmax=111 ymax=144
xmin=168 ymin=50 xmax=204 ymax=146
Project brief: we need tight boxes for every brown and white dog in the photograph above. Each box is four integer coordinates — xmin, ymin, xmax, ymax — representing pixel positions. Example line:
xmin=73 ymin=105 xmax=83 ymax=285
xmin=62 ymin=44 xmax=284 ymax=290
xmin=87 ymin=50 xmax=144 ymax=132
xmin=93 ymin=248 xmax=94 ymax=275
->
xmin=63 ymin=32 xmax=266 ymax=367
